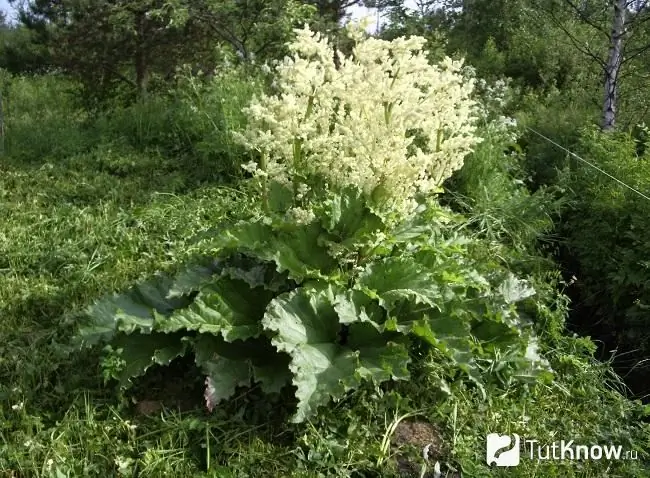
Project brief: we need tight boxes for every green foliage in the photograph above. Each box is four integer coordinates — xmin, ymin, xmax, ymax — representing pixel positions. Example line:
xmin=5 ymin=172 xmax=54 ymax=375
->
xmin=77 ymin=183 xmax=551 ymax=423
xmin=418 ymin=0 xmax=599 ymax=92
xmin=17 ymin=0 xmax=315 ymax=105
xmin=445 ymin=124 xmax=565 ymax=254
xmin=0 ymin=71 xmax=92 ymax=161
xmin=559 ymin=126 xmax=650 ymax=388
xmin=1 ymin=7 xmax=649 ymax=476
xmin=371 ymin=1 xmax=448 ymax=63
xmin=183 ymin=0 xmax=317 ymax=63
xmin=0 ymin=24 xmax=52 ymax=74
xmin=0 ymin=120 xmax=258 ymax=474
xmin=89 ymin=67 xmax=262 ymax=179
xmin=517 ymin=89 xmax=599 ymax=188
xmin=0 ymin=67 xmax=262 ymax=180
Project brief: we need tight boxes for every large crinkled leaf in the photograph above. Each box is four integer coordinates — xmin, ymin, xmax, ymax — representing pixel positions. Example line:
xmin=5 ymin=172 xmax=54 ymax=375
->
xmin=498 ymin=274 xmax=536 ymax=303
xmin=203 ymin=359 xmax=251 ymax=411
xmin=167 ymin=260 xmax=223 ymax=298
xmin=170 ymin=253 xmax=294 ymax=299
xmin=155 ymin=277 xmax=271 ymax=341
xmin=260 ymin=223 xmax=337 ymax=280
xmin=333 ymin=289 xmax=385 ymax=327
xmin=390 ymin=222 xmax=434 ymax=244
xmin=386 ymin=313 xmax=471 ymax=344
xmin=109 ymin=331 xmax=189 ymax=385
xmin=217 ymin=253 xmax=295 ymax=293
xmin=266 ymin=179 xmax=295 ymax=213
xmin=316 ymin=186 xmax=385 ymax=240
xmin=262 ymin=285 xmax=410 ymax=423
xmin=345 ymin=322 xmax=410 ymax=381
xmin=262 ymin=283 xmax=340 ymax=355
xmin=386 ymin=201 xmax=462 ymax=245
xmin=387 ymin=310 xmax=474 ymax=361
xmin=410 ymin=247 xmax=491 ymax=298
xmin=193 ymin=334 xmax=291 ymax=410
xmin=396 ymin=313 xmax=486 ymax=396
xmin=470 ymin=309 xmax=525 ymax=343
xmin=490 ymin=339 xmax=552 ymax=384
xmin=78 ymin=274 xmax=196 ymax=347
xmin=287 ymin=339 xmax=409 ymax=423
xmin=205 ymin=221 xmax=336 ymax=281
xmin=357 ymin=257 xmax=443 ymax=309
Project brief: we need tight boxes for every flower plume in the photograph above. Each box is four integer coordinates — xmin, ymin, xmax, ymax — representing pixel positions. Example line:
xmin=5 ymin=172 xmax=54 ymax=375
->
xmin=236 ymin=22 xmax=481 ymax=217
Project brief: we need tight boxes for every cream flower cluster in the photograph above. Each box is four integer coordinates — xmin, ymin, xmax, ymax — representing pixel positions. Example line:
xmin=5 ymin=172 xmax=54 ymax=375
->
xmin=236 ymin=20 xmax=481 ymax=216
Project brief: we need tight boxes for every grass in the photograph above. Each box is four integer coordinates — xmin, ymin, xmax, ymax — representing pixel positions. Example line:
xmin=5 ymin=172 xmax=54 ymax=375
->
xmin=0 ymin=72 xmax=648 ymax=477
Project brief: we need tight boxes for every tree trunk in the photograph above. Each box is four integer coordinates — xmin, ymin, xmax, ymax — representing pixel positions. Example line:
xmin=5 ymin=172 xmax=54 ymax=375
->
xmin=134 ymin=9 xmax=149 ymax=99
xmin=602 ymin=0 xmax=627 ymax=131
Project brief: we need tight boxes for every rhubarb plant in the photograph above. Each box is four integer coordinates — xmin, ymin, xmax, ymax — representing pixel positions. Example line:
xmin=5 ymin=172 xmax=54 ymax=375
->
xmin=77 ymin=183 xmax=550 ymax=423
xmin=75 ymin=22 xmax=551 ymax=423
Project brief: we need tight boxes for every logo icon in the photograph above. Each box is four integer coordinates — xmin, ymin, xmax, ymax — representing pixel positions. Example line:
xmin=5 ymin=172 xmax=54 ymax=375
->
xmin=486 ymin=433 xmax=520 ymax=467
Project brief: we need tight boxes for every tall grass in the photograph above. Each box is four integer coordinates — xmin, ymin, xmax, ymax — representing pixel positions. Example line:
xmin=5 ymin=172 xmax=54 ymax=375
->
xmin=0 ymin=66 xmax=262 ymax=181
xmin=444 ymin=125 xmax=564 ymax=253
xmin=0 ymin=71 xmax=91 ymax=161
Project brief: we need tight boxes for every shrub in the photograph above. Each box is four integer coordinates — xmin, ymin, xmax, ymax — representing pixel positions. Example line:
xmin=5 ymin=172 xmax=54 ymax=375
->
xmin=78 ymin=184 xmax=551 ymax=423
xmin=559 ymin=126 xmax=650 ymax=390
xmin=89 ymin=66 xmax=263 ymax=180
xmin=516 ymin=89 xmax=596 ymax=189
xmin=444 ymin=121 xmax=565 ymax=256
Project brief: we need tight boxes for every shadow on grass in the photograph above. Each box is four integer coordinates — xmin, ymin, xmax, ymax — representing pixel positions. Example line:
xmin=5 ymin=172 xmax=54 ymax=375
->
xmin=0 ymin=145 xmax=245 ymax=208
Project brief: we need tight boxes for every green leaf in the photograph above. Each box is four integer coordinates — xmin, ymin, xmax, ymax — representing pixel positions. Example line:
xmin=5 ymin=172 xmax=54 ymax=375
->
xmin=203 ymin=357 xmax=251 ymax=411
xmin=193 ymin=334 xmax=291 ymax=410
xmin=395 ymin=314 xmax=471 ymax=344
xmin=333 ymin=289 xmax=385 ymax=326
xmin=194 ymin=334 xmax=291 ymax=392
xmin=207 ymin=221 xmax=336 ymax=281
xmin=267 ymin=179 xmax=294 ymax=213
xmin=217 ymin=253 xmax=295 ymax=293
xmin=263 ymin=285 xmax=410 ymax=423
xmin=346 ymin=322 xmax=410 ymax=382
xmin=155 ymin=277 xmax=271 ymax=341
xmin=317 ymin=185 xmax=385 ymax=239
xmin=78 ymin=274 xmax=196 ymax=347
xmin=471 ymin=309 xmax=523 ymax=343
xmin=357 ymin=257 xmax=443 ymax=309
xmin=387 ymin=308 xmax=477 ymax=369
xmin=262 ymin=283 xmax=340 ymax=349
xmin=110 ymin=331 xmax=189 ymax=385
xmin=498 ymin=274 xmax=536 ymax=303
xmin=167 ymin=260 xmax=223 ymax=298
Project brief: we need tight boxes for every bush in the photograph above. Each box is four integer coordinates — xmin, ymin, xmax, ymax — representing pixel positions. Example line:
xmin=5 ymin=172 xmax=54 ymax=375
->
xmin=0 ymin=66 xmax=263 ymax=183
xmin=88 ymin=66 xmax=264 ymax=180
xmin=75 ymin=23 xmax=552 ymax=427
xmin=444 ymin=122 xmax=564 ymax=255
xmin=559 ymin=126 xmax=650 ymax=392
xmin=516 ymin=89 xmax=597 ymax=189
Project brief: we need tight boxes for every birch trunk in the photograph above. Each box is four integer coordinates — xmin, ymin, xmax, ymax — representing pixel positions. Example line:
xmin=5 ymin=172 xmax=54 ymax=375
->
xmin=602 ymin=0 xmax=627 ymax=131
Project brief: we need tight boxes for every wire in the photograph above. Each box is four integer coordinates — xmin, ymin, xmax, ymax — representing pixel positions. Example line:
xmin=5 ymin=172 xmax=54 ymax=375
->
xmin=525 ymin=126 xmax=650 ymax=202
